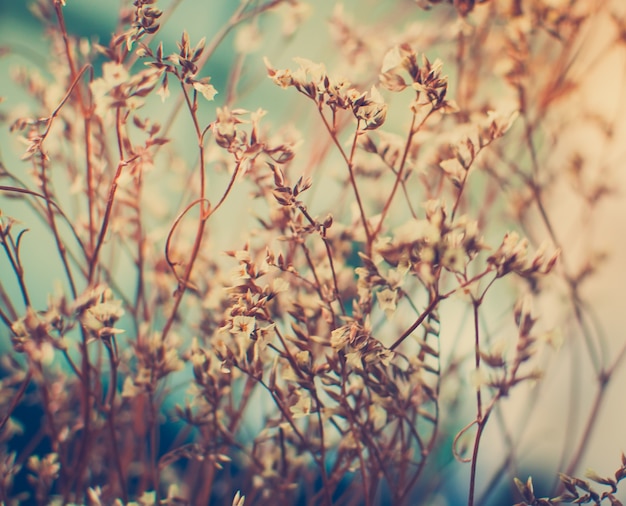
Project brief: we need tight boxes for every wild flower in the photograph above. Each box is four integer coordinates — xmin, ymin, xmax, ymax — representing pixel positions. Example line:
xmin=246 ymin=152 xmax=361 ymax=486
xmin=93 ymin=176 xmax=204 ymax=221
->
xmin=0 ymin=0 xmax=625 ymax=505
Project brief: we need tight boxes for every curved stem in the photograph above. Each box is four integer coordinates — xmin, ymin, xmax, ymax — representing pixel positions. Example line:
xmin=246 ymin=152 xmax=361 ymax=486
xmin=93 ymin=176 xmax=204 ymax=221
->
xmin=468 ymin=300 xmax=483 ymax=506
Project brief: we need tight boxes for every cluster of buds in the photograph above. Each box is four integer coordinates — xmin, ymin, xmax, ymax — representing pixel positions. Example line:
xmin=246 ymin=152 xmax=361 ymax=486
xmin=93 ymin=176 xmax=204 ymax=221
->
xmin=213 ymin=248 xmax=289 ymax=368
xmin=264 ymin=57 xmax=387 ymax=131
xmin=9 ymin=116 xmax=49 ymax=162
xmin=116 ymin=0 xmax=162 ymax=51
xmin=89 ymin=62 xmax=162 ymax=118
xmin=211 ymin=108 xmax=296 ymax=170
xmin=438 ymin=110 xmax=519 ymax=187
xmin=269 ymin=163 xmax=313 ymax=210
xmin=329 ymin=320 xmax=393 ymax=369
xmin=168 ymin=31 xmax=205 ymax=77
xmin=380 ymin=45 xmax=456 ymax=112
xmin=223 ymin=246 xmax=289 ymax=304
xmin=11 ymin=307 xmax=59 ymax=360
xmin=139 ymin=31 xmax=217 ymax=103
xmin=10 ymin=289 xmax=72 ymax=362
xmin=76 ymin=288 xmax=125 ymax=342
xmin=181 ymin=337 xmax=234 ymax=425
xmin=487 ymin=232 xmax=559 ymax=278
xmin=132 ymin=0 xmax=161 ymax=35
xmin=347 ymin=86 xmax=388 ymax=130
xmin=477 ymin=294 xmax=544 ymax=395
xmin=376 ymin=201 xmax=487 ymax=283
xmin=212 ymin=107 xmax=247 ymax=153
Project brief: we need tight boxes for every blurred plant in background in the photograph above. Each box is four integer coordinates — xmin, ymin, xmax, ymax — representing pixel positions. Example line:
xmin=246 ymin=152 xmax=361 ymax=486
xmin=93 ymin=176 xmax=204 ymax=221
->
xmin=1 ymin=0 xmax=626 ymax=505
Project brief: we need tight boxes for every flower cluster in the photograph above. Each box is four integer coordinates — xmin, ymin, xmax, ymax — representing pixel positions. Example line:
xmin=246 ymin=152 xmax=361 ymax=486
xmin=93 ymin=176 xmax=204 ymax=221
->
xmin=119 ymin=0 xmax=162 ymax=50
xmin=376 ymin=200 xmax=486 ymax=283
xmin=487 ymin=232 xmax=559 ymax=278
xmin=265 ymin=57 xmax=388 ymax=130
xmin=138 ymin=31 xmax=217 ymax=103
xmin=380 ymin=45 xmax=456 ymax=112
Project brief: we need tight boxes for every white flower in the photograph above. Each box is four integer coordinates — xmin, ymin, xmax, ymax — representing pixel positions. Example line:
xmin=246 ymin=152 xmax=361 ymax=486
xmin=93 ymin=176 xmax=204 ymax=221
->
xmin=90 ymin=63 xmax=129 ymax=118
xmin=230 ymin=315 xmax=255 ymax=339
xmin=290 ymin=390 xmax=312 ymax=418
xmin=381 ymin=46 xmax=403 ymax=73
xmin=193 ymin=81 xmax=218 ymax=101
xmin=376 ymin=288 xmax=397 ymax=318
xmin=330 ymin=325 xmax=351 ymax=350
xmin=441 ymin=245 xmax=465 ymax=272
xmin=271 ymin=277 xmax=290 ymax=294
xmin=292 ymin=57 xmax=326 ymax=84
xmin=121 ymin=377 xmax=139 ymax=398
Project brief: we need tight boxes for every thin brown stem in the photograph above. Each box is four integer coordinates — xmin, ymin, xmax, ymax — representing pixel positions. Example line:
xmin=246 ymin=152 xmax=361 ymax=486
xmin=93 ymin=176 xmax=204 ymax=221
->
xmin=468 ymin=300 xmax=483 ymax=506
xmin=373 ymin=105 xmax=432 ymax=239
xmin=0 ymin=370 xmax=32 ymax=434
xmin=317 ymin=111 xmax=372 ymax=248
xmin=104 ymin=338 xmax=128 ymax=503
xmin=389 ymin=296 xmax=441 ymax=351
